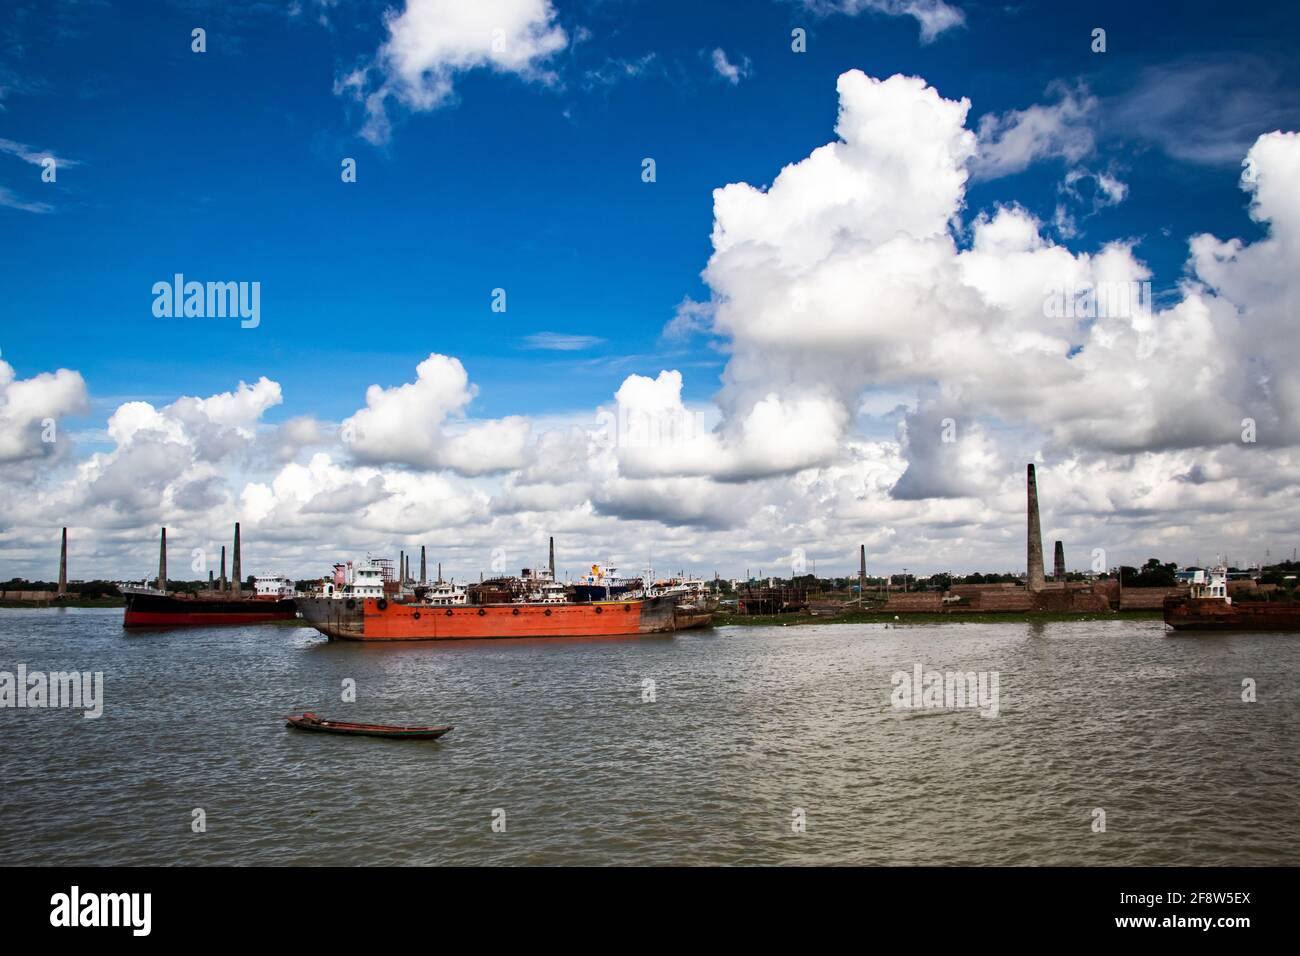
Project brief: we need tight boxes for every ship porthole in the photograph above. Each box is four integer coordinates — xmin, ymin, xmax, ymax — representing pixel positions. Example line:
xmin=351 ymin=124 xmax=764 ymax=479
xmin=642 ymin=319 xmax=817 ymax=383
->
xmin=377 ymin=598 xmax=388 ymax=611
xmin=346 ymin=598 xmax=356 ymax=610
xmin=623 ymin=604 xmax=631 ymax=612
xmin=594 ymin=605 xmax=603 ymax=614
xmin=445 ymin=609 xmax=453 ymax=617
xmin=477 ymin=608 xmax=486 ymax=617
xmin=412 ymin=611 xmax=421 ymax=620
xmin=544 ymin=609 xmax=552 ymax=617
xmin=512 ymin=607 xmax=520 ymax=616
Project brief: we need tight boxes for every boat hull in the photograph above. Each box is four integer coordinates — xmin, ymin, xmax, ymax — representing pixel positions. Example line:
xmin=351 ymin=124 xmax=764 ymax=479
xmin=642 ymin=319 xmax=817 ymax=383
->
xmin=296 ymin=594 xmax=712 ymax=641
xmin=123 ymin=591 xmax=298 ymax=629
xmin=1163 ymin=596 xmax=1300 ymax=631
xmin=285 ymin=714 xmax=452 ymax=740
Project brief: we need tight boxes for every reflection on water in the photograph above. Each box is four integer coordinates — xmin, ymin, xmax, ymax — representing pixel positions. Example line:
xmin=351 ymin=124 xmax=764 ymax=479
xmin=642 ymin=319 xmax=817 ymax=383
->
xmin=1 ymin=608 xmax=1297 ymax=865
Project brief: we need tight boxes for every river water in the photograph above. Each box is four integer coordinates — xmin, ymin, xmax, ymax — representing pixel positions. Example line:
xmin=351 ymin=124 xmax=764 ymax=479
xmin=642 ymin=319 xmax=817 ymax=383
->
xmin=1 ymin=608 xmax=1296 ymax=866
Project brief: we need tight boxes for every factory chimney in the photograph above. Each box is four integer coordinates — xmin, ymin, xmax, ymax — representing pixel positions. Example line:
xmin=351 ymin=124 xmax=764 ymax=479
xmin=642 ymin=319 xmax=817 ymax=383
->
xmin=438 ymin=562 xmax=442 ymax=585
xmin=420 ymin=546 xmax=427 ymax=586
xmin=1053 ymin=541 xmax=1065 ymax=582
xmin=220 ymin=545 xmax=227 ymax=592
xmin=232 ymin=522 xmax=242 ymax=596
xmin=549 ymin=536 xmax=555 ymax=579
xmin=859 ymin=545 xmax=867 ymax=605
xmin=1026 ymin=464 xmax=1046 ymax=592
xmin=58 ymin=527 xmax=68 ymax=598
xmin=157 ymin=527 xmax=168 ymax=593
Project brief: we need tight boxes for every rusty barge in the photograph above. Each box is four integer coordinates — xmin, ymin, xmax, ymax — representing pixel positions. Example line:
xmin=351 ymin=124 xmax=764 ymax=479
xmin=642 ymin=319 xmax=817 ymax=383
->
xmin=297 ymin=543 xmax=715 ymax=641
xmin=296 ymin=593 xmax=712 ymax=641
xmin=1163 ymin=566 xmax=1300 ymax=631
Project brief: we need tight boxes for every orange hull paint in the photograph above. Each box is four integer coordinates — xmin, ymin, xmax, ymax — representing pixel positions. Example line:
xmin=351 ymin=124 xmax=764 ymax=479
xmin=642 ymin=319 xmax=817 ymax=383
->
xmin=296 ymin=595 xmax=711 ymax=641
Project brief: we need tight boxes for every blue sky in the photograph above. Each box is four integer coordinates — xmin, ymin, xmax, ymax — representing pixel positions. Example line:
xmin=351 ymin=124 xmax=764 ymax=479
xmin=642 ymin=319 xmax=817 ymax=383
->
xmin=5 ymin=0 xmax=1296 ymax=426
xmin=2 ymin=0 xmax=1300 ymax=580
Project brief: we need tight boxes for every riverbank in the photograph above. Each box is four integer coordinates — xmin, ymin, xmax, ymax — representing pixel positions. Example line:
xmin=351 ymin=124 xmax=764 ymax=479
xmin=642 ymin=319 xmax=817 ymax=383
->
xmin=710 ymin=608 xmax=1165 ymax=627
xmin=0 ymin=597 xmax=125 ymax=608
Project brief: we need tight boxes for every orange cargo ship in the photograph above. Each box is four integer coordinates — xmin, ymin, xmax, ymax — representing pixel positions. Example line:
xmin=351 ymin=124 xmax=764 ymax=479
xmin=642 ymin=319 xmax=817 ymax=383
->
xmin=296 ymin=593 xmax=712 ymax=641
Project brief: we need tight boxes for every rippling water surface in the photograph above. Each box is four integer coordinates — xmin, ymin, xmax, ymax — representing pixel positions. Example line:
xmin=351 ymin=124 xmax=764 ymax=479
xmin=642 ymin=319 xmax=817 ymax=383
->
xmin=2 ymin=608 xmax=1297 ymax=865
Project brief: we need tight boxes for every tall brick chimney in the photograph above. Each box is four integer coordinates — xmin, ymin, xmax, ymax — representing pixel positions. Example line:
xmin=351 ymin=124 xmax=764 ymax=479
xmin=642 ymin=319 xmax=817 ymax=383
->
xmin=420 ymin=546 xmax=427 ymax=586
xmin=1053 ymin=541 xmax=1065 ymax=582
xmin=232 ymin=522 xmax=242 ymax=596
xmin=1026 ymin=464 xmax=1046 ymax=592
xmin=58 ymin=527 xmax=68 ymax=598
xmin=549 ymin=536 xmax=555 ymax=578
xmin=157 ymin=527 xmax=168 ymax=593
xmin=859 ymin=544 xmax=867 ymax=604
xmin=220 ymin=545 xmax=227 ymax=592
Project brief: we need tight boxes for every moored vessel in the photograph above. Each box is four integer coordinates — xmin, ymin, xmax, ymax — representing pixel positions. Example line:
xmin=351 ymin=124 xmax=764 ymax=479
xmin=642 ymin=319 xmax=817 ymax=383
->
xmin=1163 ymin=566 xmax=1300 ymax=631
xmin=571 ymin=563 xmax=642 ymax=602
xmin=297 ymin=592 xmax=712 ymax=641
xmin=124 ymin=589 xmax=297 ymax=628
xmin=123 ymin=524 xmax=298 ymax=628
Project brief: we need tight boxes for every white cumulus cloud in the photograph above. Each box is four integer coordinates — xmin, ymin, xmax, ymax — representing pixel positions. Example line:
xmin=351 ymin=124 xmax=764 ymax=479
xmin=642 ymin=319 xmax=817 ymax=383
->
xmin=340 ymin=0 xmax=568 ymax=143
xmin=342 ymin=353 xmax=530 ymax=475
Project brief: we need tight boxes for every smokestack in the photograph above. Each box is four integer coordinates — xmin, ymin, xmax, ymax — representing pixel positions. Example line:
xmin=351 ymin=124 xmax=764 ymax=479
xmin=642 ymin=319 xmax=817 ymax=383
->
xmin=400 ymin=550 xmax=405 ymax=586
xmin=549 ymin=536 xmax=555 ymax=578
xmin=859 ymin=545 xmax=866 ymax=605
xmin=1026 ymin=464 xmax=1046 ymax=592
xmin=420 ymin=546 xmax=427 ymax=586
xmin=220 ymin=545 xmax=227 ymax=592
xmin=1054 ymin=541 xmax=1065 ymax=582
xmin=438 ymin=562 xmax=442 ymax=585
xmin=58 ymin=527 xmax=68 ymax=598
xmin=158 ymin=527 xmax=168 ymax=593
xmin=208 ymin=569 xmax=214 ymax=589
xmin=232 ymin=522 xmax=242 ymax=596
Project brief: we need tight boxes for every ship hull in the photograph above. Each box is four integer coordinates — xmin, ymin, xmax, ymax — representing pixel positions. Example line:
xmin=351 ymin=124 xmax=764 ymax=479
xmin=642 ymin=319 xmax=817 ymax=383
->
xmin=1163 ymin=596 xmax=1300 ymax=631
xmin=296 ymin=594 xmax=712 ymax=641
xmin=123 ymin=592 xmax=298 ymax=629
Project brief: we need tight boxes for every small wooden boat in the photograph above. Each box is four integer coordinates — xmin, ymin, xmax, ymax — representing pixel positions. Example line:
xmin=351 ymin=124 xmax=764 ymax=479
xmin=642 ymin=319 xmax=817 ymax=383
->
xmin=284 ymin=712 xmax=453 ymax=740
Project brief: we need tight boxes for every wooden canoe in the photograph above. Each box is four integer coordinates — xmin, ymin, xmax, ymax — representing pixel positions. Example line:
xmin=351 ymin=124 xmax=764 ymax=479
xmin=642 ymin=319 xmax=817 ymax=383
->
xmin=284 ymin=712 xmax=453 ymax=740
